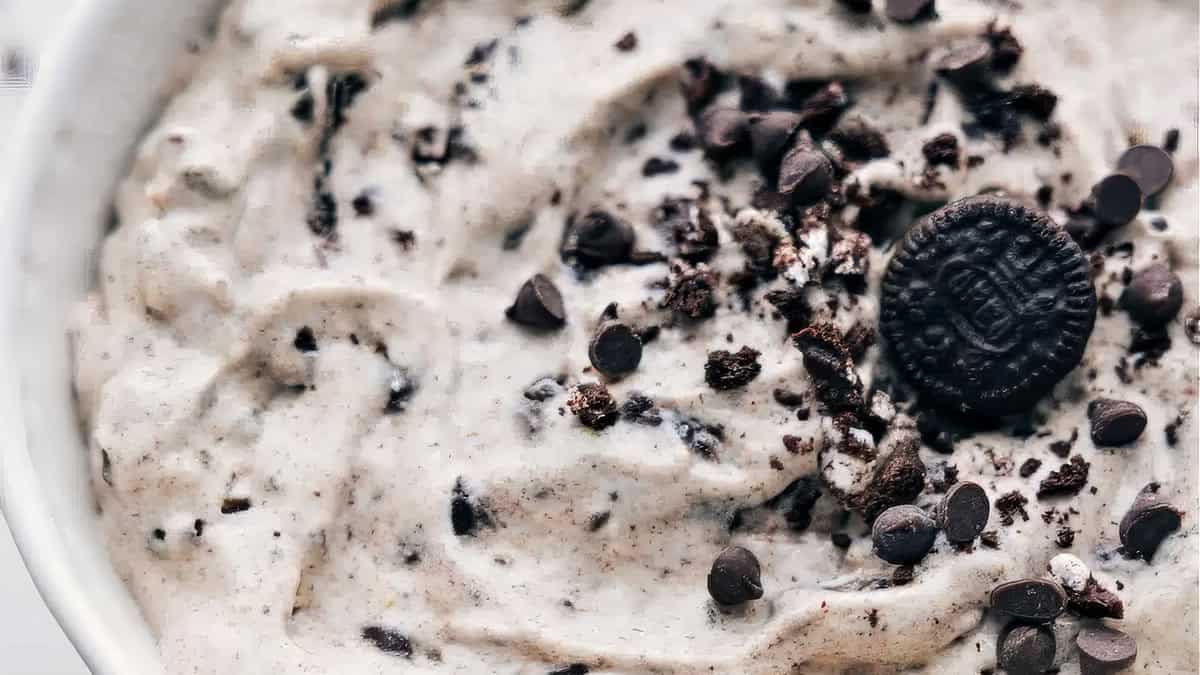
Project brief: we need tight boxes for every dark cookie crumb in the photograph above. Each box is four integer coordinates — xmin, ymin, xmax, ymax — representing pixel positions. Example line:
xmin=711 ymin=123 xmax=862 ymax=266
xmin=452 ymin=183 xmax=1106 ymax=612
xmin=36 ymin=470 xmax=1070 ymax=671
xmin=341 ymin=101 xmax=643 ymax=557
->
xmin=856 ymin=437 xmax=926 ymax=523
xmin=1067 ymin=577 xmax=1124 ymax=619
xmin=548 ymin=665 xmax=590 ymax=675
xmin=361 ymin=625 xmax=413 ymax=657
xmin=1048 ymin=428 xmax=1078 ymax=458
xmin=773 ymin=387 xmax=806 ymax=407
xmin=614 ymin=32 xmax=638 ymax=52
xmin=665 ymin=262 xmax=718 ymax=319
xmin=669 ymin=132 xmax=699 ymax=152
xmin=995 ymin=491 xmax=1029 ymax=526
xmin=842 ymin=322 xmax=876 ymax=362
xmin=922 ymin=133 xmax=960 ymax=167
xmin=587 ymin=511 xmax=611 ymax=531
xmin=928 ymin=462 xmax=959 ymax=493
xmin=980 ymin=530 xmax=1000 ymax=548
xmin=705 ymin=346 xmax=762 ymax=390
xmin=642 ymin=157 xmax=680 ymax=176
xmin=675 ymin=416 xmax=725 ymax=459
xmin=220 ymin=497 xmax=251 ymax=514
xmin=792 ymin=323 xmax=864 ymax=414
xmin=567 ymin=383 xmax=619 ymax=430
xmin=764 ymin=476 xmax=822 ymax=530
xmin=370 ymin=1 xmax=423 ymax=28
xmin=1055 ymin=526 xmax=1075 ymax=548
xmin=621 ymin=392 xmax=663 ymax=426
xmin=1037 ymin=455 xmax=1090 ymax=499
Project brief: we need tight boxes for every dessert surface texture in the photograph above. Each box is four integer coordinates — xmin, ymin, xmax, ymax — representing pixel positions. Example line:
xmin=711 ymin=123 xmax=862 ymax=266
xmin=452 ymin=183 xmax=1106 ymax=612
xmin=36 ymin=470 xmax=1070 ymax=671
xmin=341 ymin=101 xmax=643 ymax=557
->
xmin=72 ymin=0 xmax=1198 ymax=673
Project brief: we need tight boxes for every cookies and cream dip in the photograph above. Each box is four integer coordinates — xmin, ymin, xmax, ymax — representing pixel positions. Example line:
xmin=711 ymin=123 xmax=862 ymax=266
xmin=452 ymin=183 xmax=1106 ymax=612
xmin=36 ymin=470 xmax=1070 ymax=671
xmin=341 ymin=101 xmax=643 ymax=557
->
xmin=71 ymin=0 xmax=1197 ymax=673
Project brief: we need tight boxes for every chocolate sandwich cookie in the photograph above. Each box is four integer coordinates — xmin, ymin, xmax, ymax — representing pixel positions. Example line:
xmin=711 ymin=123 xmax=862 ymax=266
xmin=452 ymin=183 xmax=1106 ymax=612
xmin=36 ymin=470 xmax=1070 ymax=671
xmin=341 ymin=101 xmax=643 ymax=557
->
xmin=880 ymin=196 xmax=1097 ymax=416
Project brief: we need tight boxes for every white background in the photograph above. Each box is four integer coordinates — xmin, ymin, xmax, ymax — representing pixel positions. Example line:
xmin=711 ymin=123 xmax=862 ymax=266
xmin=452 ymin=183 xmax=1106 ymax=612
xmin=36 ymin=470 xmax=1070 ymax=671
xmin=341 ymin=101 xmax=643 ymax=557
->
xmin=2 ymin=0 xmax=91 ymax=672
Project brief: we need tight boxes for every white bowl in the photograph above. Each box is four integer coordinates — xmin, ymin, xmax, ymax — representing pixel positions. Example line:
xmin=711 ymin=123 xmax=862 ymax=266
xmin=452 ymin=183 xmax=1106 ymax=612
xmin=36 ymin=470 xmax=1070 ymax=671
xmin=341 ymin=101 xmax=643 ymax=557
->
xmin=0 ymin=1 xmax=223 ymax=672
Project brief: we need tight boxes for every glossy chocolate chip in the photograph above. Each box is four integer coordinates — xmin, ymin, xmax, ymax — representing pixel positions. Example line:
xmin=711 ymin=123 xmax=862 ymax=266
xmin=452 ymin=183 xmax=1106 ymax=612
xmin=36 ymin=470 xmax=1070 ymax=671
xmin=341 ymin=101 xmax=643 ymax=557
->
xmin=506 ymin=274 xmax=566 ymax=330
xmin=697 ymin=107 xmax=750 ymax=160
xmin=997 ymin=622 xmax=1056 ymax=675
xmin=747 ymin=111 xmax=802 ymax=179
xmin=1119 ymin=483 xmax=1182 ymax=562
xmin=1117 ymin=144 xmax=1174 ymax=197
xmin=871 ymin=505 xmax=937 ymax=565
xmin=1121 ymin=263 xmax=1183 ymax=326
xmin=1087 ymin=399 xmax=1147 ymax=447
xmin=778 ymin=144 xmax=833 ymax=206
xmin=885 ymin=0 xmax=934 ymax=22
xmin=562 ymin=211 xmax=635 ymax=267
xmin=707 ymin=546 xmax=764 ymax=605
xmin=1091 ymin=174 xmax=1142 ymax=227
xmin=588 ymin=322 xmax=643 ymax=378
xmin=938 ymin=481 xmax=989 ymax=543
xmin=1077 ymin=626 xmax=1137 ymax=674
xmin=989 ymin=578 xmax=1067 ymax=622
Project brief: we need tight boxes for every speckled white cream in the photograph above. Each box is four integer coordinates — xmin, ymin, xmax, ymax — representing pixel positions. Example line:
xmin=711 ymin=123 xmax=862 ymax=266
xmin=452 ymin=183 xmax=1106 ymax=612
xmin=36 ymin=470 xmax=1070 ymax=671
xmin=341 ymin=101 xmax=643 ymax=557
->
xmin=72 ymin=1 xmax=1198 ymax=673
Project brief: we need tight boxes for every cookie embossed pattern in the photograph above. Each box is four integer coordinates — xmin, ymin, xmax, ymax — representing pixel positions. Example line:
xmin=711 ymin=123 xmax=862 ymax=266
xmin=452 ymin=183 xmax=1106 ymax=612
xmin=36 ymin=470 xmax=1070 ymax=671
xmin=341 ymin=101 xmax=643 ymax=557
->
xmin=880 ymin=196 xmax=1097 ymax=415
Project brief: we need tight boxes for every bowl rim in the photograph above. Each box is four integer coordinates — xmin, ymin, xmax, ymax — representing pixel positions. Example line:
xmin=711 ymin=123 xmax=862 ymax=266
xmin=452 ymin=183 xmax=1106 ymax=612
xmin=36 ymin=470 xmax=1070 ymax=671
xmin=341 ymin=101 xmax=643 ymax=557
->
xmin=0 ymin=1 xmax=156 ymax=673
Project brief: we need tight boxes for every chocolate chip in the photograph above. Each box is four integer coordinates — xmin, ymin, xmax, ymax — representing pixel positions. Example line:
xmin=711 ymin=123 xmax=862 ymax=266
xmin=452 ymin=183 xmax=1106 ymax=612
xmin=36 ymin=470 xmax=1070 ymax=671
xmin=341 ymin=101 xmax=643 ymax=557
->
xmin=1163 ymin=128 xmax=1181 ymax=153
xmin=548 ymin=665 xmax=590 ymax=675
xmin=791 ymin=81 xmax=850 ymax=134
xmin=707 ymin=546 xmax=764 ymax=605
xmin=828 ymin=115 xmax=891 ymax=161
xmin=705 ymin=346 xmax=762 ymax=390
xmin=933 ymin=40 xmax=992 ymax=84
xmin=922 ymin=133 xmax=960 ymax=167
xmin=1090 ymin=174 xmax=1142 ymax=227
xmin=370 ymin=1 xmax=423 ymax=27
xmin=1067 ymin=577 xmax=1124 ymax=619
xmin=293 ymin=326 xmax=318 ymax=352
xmin=879 ymin=196 xmax=1097 ymax=416
xmin=1119 ymin=483 xmax=1182 ymax=561
xmin=989 ymin=579 xmax=1067 ymax=622
xmin=697 ymin=107 xmax=750 ymax=160
xmin=361 ymin=625 xmax=413 ymax=657
xmin=1076 ymin=626 xmax=1137 ymax=674
xmin=506 ymin=274 xmax=566 ymax=330
xmin=747 ymin=111 xmax=803 ymax=179
xmin=669 ymin=132 xmax=699 ymax=152
xmin=773 ymin=388 xmax=806 ymax=407
xmin=858 ymin=439 xmax=927 ymax=523
xmin=291 ymin=92 xmax=315 ymax=123
xmin=350 ymin=191 xmax=375 ymax=217
xmin=1121 ymin=263 xmax=1183 ymax=326
xmin=871 ymin=505 xmax=937 ymax=565
xmin=642 ymin=157 xmax=680 ymax=176
xmin=885 ymin=0 xmax=935 ymax=23
xmin=1117 ymin=144 xmax=1174 ymax=197
xmin=665 ymin=262 xmax=718 ymax=319
xmin=984 ymin=24 xmax=1022 ymax=73
xmin=562 ymin=211 xmax=635 ymax=267
xmin=566 ymin=383 xmax=619 ymax=430
xmin=450 ymin=480 xmax=479 ymax=536
xmin=937 ymin=481 xmax=989 ymax=543
xmin=737 ymin=75 xmax=780 ymax=112
xmin=1008 ymin=84 xmax=1058 ymax=121
xmin=1019 ymin=458 xmax=1042 ymax=478
xmin=307 ymin=190 xmax=337 ymax=238
xmin=1037 ymin=455 xmax=1090 ymax=499
xmin=778 ymin=144 xmax=833 ymax=206
xmin=680 ymin=58 xmax=727 ymax=113
xmin=997 ymin=623 xmax=1056 ymax=675
xmin=221 ymin=497 xmax=252 ymax=514
xmin=589 ymin=322 xmax=643 ymax=378
xmin=614 ymin=31 xmax=637 ymax=52
xmin=836 ymin=0 xmax=873 ymax=12
xmin=1088 ymin=399 xmax=1147 ymax=447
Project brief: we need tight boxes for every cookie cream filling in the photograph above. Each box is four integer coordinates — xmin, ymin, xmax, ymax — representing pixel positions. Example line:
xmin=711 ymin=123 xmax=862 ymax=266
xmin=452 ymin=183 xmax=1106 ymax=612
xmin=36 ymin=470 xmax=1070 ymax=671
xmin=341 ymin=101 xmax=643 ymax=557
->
xmin=72 ymin=1 xmax=1197 ymax=673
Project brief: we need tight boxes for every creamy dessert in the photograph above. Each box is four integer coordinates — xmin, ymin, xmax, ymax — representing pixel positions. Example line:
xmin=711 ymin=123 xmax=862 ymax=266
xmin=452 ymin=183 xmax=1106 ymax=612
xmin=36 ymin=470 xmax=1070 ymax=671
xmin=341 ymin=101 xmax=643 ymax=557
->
xmin=71 ymin=0 xmax=1198 ymax=673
